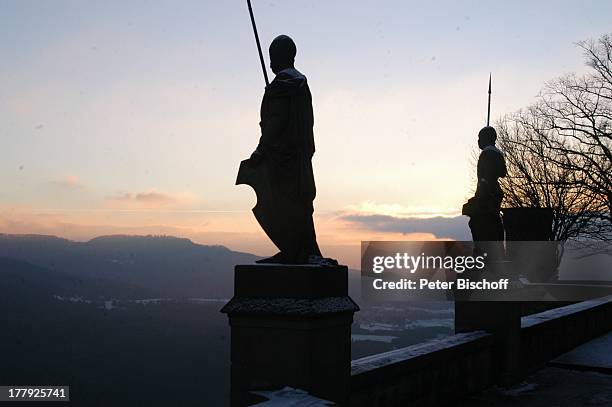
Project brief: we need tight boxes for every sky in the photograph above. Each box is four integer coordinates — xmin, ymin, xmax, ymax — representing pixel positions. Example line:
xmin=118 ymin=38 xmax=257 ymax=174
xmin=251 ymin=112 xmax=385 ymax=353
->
xmin=1 ymin=1 xmax=611 ymax=267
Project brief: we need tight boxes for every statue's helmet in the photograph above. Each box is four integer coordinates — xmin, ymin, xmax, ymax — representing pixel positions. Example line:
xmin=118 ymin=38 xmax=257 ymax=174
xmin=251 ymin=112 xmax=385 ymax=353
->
xmin=478 ymin=126 xmax=497 ymax=146
xmin=269 ymin=35 xmax=296 ymax=67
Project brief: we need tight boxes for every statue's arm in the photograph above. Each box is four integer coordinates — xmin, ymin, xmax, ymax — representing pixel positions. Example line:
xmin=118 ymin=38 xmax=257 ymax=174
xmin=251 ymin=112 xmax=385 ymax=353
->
xmin=256 ymin=95 xmax=290 ymax=155
xmin=475 ymin=152 xmax=491 ymax=198
xmin=499 ymin=155 xmax=507 ymax=178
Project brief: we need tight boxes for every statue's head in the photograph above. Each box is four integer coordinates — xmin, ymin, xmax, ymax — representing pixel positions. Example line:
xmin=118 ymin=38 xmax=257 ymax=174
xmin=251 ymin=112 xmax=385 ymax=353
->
xmin=478 ymin=126 xmax=497 ymax=149
xmin=269 ymin=35 xmax=296 ymax=74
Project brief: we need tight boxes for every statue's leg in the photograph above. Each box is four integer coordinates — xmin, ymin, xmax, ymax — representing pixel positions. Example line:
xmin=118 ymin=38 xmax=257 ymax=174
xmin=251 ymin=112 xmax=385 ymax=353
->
xmin=468 ymin=217 xmax=478 ymax=241
xmin=494 ymin=214 xmax=505 ymax=241
xmin=255 ymin=251 xmax=287 ymax=264
xmin=303 ymin=203 xmax=321 ymax=257
xmin=470 ymin=215 xmax=505 ymax=260
xmin=287 ymin=202 xmax=322 ymax=264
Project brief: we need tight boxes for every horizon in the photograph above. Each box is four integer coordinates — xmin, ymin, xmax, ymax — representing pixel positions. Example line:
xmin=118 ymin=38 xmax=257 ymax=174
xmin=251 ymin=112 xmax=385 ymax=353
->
xmin=2 ymin=1 xmax=612 ymax=266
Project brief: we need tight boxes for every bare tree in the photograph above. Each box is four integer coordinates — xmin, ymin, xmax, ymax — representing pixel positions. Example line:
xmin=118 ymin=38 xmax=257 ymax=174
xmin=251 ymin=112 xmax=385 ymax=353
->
xmin=535 ymin=34 xmax=612 ymax=225
xmin=497 ymin=33 xmax=612 ymax=245
xmin=497 ymin=111 xmax=605 ymax=243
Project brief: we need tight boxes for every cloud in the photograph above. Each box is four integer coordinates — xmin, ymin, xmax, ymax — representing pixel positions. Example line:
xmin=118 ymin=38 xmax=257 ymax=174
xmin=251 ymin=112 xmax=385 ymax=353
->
xmin=5 ymin=96 xmax=35 ymax=117
xmin=105 ymin=190 xmax=196 ymax=209
xmin=113 ymin=191 xmax=175 ymax=204
xmin=335 ymin=201 xmax=470 ymax=241
xmin=339 ymin=213 xmax=471 ymax=241
xmin=50 ymin=175 xmax=85 ymax=190
xmin=343 ymin=201 xmax=460 ymax=218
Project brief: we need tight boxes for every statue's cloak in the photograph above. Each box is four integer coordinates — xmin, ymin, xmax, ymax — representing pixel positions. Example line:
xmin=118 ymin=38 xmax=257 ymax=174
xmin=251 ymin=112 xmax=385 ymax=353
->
xmin=236 ymin=68 xmax=319 ymax=258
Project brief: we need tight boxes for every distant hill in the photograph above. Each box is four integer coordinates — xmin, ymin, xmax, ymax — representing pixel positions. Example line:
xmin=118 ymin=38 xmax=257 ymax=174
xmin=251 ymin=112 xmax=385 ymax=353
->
xmin=0 ymin=234 xmax=259 ymax=298
xmin=0 ymin=257 xmax=154 ymax=302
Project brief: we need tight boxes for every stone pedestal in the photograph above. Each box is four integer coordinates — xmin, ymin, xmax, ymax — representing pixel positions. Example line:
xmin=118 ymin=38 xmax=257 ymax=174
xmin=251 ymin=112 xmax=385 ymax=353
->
xmin=455 ymin=301 xmax=521 ymax=385
xmin=221 ymin=264 xmax=359 ymax=406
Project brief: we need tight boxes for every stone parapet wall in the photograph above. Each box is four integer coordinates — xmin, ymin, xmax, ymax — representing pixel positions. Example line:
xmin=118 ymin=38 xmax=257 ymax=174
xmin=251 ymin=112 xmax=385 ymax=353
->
xmin=350 ymin=332 xmax=493 ymax=407
xmin=520 ymin=295 xmax=612 ymax=374
xmin=349 ymin=295 xmax=612 ymax=407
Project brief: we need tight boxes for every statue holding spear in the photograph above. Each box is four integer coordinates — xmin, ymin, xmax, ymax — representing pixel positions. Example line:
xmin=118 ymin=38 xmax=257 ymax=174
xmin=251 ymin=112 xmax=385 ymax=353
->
xmin=237 ymin=1 xmax=335 ymax=265
xmin=463 ymin=74 xmax=508 ymax=245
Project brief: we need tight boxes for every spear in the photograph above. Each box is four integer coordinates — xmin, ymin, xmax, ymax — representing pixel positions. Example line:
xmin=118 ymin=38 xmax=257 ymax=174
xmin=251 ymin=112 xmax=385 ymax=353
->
xmin=487 ymin=73 xmax=492 ymax=126
xmin=247 ymin=0 xmax=269 ymax=86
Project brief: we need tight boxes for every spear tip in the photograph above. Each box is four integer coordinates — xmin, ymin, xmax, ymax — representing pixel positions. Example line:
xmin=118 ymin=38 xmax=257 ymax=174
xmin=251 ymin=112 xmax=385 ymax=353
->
xmin=486 ymin=73 xmax=492 ymax=126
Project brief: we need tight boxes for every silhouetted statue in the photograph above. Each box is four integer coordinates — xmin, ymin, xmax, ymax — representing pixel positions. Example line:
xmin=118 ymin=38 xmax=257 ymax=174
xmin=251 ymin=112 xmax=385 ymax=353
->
xmin=463 ymin=126 xmax=507 ymax=242
xmin=237 ymin=35 xmax=334 ymax=265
